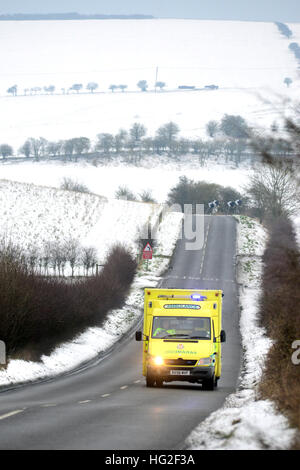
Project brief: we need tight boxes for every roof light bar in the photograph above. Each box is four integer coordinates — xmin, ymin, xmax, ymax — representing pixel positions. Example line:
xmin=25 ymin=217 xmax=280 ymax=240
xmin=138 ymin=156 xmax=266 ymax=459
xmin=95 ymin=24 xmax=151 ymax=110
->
xmin=191 ymin=294 xmax=207 ymax=301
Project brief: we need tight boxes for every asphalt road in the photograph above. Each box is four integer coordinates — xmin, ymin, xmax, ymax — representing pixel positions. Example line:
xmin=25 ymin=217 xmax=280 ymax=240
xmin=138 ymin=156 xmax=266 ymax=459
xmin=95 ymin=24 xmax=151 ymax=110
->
xmin=0 ymin=215 xmax=241 ymax=450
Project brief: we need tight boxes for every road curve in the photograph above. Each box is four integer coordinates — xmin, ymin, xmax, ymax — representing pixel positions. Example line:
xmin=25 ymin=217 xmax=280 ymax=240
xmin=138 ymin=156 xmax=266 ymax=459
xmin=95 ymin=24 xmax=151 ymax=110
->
xmin=0 ymin=215 xmax=241 ymax=450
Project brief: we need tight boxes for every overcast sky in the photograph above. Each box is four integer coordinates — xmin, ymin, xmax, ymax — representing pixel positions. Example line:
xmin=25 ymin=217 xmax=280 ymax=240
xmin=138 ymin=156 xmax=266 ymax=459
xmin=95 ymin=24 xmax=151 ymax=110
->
xmin=0 ymin=0 xmax=300 ymax=22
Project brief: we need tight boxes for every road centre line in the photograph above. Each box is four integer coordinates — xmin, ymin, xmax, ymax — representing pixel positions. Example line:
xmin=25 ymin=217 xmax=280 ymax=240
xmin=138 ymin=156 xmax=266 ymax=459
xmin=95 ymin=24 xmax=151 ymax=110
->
xmin=199 ymin=218 xmax=211 ymax=276
xmin=0 ymin=409 xmax=25 ymax=421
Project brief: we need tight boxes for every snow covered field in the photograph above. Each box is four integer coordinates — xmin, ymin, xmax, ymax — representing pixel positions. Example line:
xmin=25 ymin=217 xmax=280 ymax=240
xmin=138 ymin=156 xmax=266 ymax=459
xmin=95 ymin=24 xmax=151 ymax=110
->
xmin=0 ymin=19 xmax=299 ymax=148
xmin=0 ymin=158 xmax=252 ymax=202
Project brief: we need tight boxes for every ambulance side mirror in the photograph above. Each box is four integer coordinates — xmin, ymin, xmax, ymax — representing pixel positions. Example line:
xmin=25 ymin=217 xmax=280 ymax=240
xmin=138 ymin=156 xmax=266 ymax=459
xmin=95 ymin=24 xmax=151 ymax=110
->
xmin=220 ymin=330 xmax=226 ymax=343
xmin=135 ymin=331 xmax=142 ymax=341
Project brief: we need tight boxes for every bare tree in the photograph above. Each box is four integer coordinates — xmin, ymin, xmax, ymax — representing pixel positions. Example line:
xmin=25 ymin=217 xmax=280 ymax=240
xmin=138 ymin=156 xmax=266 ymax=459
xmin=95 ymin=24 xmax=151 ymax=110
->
xmin=70 ymin=84 xmax=83 ymax=93
xmin=7 ymin=85 xmax=17 ymax=96
xmin=137 ymin=80 xmax=148 ymax=92
xmin=114 ymin=129 xmax=128 ymax=154
xmin=118 ymin=84 xmax=128 ymax=92
xmin=63 ymin=138 xmax=76 ymax=161
xmin=155 ymin=81 xmax=166 ymax=91
xmin=72 ymin=137 xmax=91 ymax=161
xmin=27 ymin=247 xmax=39 ymax=274
xmin=284 ymin=77 xmax=293 ymax=88
xmin=50 ymin=242 xmax=67 ymax=277
xmin=42 ymin=242 xmax=52 ymax=275
xmin=81 ymin=247 xmax=97 ymax=275
xmin=46 ymin=141 xmax=63 ymax=157
xmin=0 ymin=144 xmax=13 ymax=159
xmin=30 ymin=87 xmax=42 ymax=95
xmin=86 ymin=82 xmax=98 ymax=93
xmin=246 ymin=164 xmax=300 ymax=220
xmin=95 ymin=133 xmax=115 ymax=157
xmin=44 ymin=85 xmax=55 ymax=94
xmin=19 ymin=140 xmax=32 ymax=158
xmin=27 ymin=137 xmax=47 ymax=160
xmin=129 ymin=123 xmax=147 ymax=142
xmin=65 ymin=238 xmax=81 ymax=277
xmin=206 ymin=120 xmax=219 ymax=138
xmin=156 ymin=122 xmax=180 ymax=154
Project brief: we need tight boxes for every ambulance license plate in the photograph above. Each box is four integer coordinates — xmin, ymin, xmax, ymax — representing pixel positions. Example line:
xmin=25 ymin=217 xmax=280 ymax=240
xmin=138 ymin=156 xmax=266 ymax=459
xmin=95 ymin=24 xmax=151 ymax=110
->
xmin=170 ymin=370 xmax=190 ymax=376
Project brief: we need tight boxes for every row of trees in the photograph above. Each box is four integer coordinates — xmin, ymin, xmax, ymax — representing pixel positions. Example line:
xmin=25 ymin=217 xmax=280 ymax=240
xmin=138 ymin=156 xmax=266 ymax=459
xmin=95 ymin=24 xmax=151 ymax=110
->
xmin=23 ymin=239 xmax=99 ymax=277
xmin=7 ymin=80 xmax=168 ymax=97
xmin=1 ymin=115 xmax=294 ymax=167
xmin=274 ymin=23 xmax=296 ymax=88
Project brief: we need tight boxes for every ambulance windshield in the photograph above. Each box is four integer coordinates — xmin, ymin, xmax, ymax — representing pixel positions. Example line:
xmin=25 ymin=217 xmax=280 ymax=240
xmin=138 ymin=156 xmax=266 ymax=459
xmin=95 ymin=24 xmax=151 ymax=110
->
xmin=152 ymin=316 xmax=211 ymax=339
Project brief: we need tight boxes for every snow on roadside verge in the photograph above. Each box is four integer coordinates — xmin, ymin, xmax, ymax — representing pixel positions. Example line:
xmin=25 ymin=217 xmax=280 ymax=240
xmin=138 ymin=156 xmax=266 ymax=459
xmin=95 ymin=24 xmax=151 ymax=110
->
xmin=0 ymin=210 xmax=183 ymax=388
xmin=186 ymin=215 xmax=297 ymax=450
xmin=293 ymin=214 xmax=300 ymax=250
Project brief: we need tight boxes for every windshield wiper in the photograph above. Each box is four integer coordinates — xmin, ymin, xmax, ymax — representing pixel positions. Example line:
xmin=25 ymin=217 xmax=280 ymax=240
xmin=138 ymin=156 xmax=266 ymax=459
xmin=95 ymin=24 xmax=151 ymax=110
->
xmin=190 ymin=335 xmax=209 ymax=339
xmin=163 ymin=334 xmax=191 ymax=338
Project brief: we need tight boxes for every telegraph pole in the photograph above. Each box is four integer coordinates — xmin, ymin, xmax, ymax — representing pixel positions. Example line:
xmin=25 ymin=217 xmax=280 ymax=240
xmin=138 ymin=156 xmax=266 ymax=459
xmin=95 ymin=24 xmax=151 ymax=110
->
xmin=154 ymin=66 xmax=158 ymax=93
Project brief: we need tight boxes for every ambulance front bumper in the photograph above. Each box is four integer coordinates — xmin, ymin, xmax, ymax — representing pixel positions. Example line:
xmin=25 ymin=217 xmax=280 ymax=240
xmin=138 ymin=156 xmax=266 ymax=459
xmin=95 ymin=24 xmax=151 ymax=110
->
xmin=147 ymin=365 xmax=215 ymax=381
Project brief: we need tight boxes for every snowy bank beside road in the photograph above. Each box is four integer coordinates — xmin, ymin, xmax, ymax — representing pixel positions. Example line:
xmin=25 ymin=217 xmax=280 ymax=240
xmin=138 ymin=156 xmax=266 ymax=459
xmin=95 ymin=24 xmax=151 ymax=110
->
xmin=293 ymin=214 xmax=300 ymax=249
xmin=0 ymin=209 xmax=183 ymax=388
xmin=186 ymin=216 xmax=297 ymax=450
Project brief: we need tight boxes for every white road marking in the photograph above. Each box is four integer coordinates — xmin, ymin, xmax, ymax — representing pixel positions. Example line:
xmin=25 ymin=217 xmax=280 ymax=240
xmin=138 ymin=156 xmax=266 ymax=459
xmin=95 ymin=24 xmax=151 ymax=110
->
xmin=133 ymin=380 xmax=141 ymax=384
xmin=101 ymin=394 xmax=110 ymax=398
xmin=200 ymin=219 xmax=211 ymax=276
xmin=78 ymin=400 xmax=91 ymax=404
xmin=120 ymin=385 xmax=128 ymax=390
xmin=41 ymin=403 xmax=57 ymax=408
xmin=0 ymin=409 xmax=25 ymax=421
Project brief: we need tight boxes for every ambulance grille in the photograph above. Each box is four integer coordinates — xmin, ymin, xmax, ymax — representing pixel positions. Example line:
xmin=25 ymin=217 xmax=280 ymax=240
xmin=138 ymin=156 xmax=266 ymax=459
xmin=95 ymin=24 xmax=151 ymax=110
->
xmin=164 ymin=359 xmax=197 ymax=366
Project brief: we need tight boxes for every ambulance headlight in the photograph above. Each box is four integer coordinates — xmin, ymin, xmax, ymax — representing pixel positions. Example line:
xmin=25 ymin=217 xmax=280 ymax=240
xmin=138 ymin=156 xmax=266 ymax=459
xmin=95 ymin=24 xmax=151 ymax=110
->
xmin=197 ymin=357 xmax=214 ymax=366
xmin=153 ymin=356 xmax=164 ymax=366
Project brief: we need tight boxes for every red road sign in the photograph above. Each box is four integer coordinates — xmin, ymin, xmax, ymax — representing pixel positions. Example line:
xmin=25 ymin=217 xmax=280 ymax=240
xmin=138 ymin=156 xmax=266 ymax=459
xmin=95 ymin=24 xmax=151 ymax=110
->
xmin=143 ymin=243 xmax=153 ymax=260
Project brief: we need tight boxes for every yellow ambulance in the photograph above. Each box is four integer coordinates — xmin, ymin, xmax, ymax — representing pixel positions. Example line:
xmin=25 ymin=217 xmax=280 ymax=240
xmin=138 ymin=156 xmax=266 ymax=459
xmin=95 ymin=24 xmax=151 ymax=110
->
xmin=136 ymin=288 xmax=226 ymax=390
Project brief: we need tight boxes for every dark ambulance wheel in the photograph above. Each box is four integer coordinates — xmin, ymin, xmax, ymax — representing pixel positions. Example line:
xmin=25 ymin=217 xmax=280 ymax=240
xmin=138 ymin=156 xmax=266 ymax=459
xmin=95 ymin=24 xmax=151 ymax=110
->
xmin=202 ymin=374 xmax=216 ymax=391
xmin=146 ymin=374 xmax=155 ymax=387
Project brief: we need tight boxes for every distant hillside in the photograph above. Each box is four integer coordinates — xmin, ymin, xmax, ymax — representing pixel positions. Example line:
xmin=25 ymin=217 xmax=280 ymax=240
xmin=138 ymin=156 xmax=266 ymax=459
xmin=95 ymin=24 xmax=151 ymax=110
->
xmin=0 ymin=12 xmax=155 ymax=21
